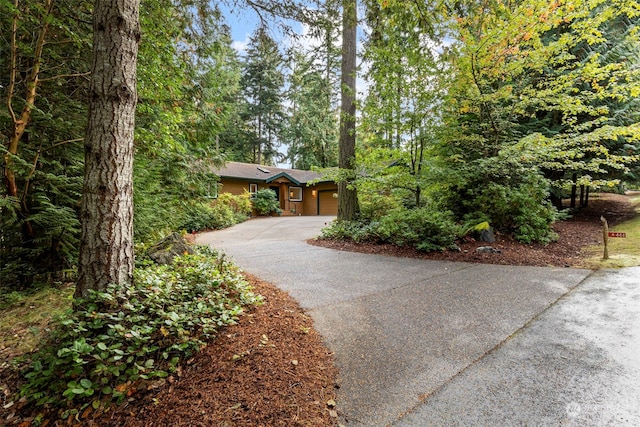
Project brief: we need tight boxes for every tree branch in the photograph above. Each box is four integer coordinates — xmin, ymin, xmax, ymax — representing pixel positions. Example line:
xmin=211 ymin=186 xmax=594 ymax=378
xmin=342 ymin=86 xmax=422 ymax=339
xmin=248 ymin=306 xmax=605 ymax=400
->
xmin=6 ymin=0 xmax=19 ymax=127
xmin=39 ymin=71 xmax=91 ymax=82
xmin=22 ymin=146 xmax=41 ymax=203
xmin=43 ymin=138 xmax=84 ymax=152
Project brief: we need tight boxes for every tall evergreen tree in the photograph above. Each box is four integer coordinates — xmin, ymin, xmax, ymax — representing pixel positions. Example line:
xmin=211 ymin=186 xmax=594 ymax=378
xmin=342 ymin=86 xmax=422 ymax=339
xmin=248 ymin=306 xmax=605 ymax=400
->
xmin=76 ymin=0 xmax=140 ymax=298
xmin=284 ymin=51 xmax=339 ymax=169
xmin=337 ymin=0 xmax=358 ymax=220
xmin=240 ymin=28 xmax=285 ymax=165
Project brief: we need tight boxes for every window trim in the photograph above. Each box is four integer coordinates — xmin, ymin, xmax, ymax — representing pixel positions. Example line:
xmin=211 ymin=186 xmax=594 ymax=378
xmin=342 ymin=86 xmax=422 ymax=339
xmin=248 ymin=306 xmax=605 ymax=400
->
xmin=205 ymin=182 xmax=219 ymax=199
xmin=249 ymin=183 xmax=258 ymax=196
xmin=289 ymin=186 xmax=303 ymax=202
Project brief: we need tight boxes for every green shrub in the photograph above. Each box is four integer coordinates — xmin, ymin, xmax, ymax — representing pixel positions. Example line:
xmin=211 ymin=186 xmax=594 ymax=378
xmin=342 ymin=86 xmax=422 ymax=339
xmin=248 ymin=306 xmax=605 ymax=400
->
xmin=179 ymin=202 xmax=215 ymax=233
xmin=320 ymin=219 xmax=378 ymax=243
xmin=178 ymin=193 xmax=252 ymax=233
xmin=359 ymin=192 xmax=401 ymax=222
xmin=464 ymin=175 xmax=558 ymax=244
xmin=17 ymin=246 xmax=262 ymax=414
xmin=207 ymin=202 xmax=236 ymax=230
xmin=217 ymin=192 xmax=252 ymax=218
xmin=321 ymin=205 xmax=462 ymax=251
xmin=375 ymin=206 xmax=462 ymax=251
xmin=252 ymin=189 xmax=281 ymax=216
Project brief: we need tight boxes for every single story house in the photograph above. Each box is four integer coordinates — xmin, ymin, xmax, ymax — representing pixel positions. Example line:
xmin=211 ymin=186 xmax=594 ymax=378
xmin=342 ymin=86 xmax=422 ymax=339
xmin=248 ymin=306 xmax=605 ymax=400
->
xmin=213 ymin=161 xmax=338 ymax=216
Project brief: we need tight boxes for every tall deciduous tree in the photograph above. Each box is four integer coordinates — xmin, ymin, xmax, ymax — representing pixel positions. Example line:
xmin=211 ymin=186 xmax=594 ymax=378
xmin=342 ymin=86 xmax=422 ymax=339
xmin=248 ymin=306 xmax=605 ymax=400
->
xmin=362 ymin=0 xmax=446 ymax=207
xmin=437 ymin=0 xmax=640 ymax=242
xmin=338 ymin=0 xmax=358 ymax=220
xmin=76 ymin=0 xmax=140 ymax=298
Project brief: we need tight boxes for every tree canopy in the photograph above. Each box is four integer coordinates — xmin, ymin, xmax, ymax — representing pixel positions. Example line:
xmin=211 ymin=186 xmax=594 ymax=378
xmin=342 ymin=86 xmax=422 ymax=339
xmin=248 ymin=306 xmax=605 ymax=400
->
xmin=2 ymin=0 xmax=639 ymax=287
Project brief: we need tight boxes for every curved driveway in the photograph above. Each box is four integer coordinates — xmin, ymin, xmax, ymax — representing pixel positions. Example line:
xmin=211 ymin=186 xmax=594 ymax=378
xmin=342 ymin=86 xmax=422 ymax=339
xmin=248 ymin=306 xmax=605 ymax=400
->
xmin=197 ymin=216 xmax=640 ymax=426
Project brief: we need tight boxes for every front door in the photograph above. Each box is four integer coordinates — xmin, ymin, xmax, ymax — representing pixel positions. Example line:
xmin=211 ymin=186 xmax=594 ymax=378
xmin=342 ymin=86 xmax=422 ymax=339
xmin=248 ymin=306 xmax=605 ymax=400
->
xmin=269 ymin=185 xmax=284 ymax=211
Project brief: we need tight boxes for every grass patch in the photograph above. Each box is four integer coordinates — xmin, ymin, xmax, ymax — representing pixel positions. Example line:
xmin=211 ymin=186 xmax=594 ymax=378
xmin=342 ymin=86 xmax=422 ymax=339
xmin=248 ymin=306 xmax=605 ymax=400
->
xmin=0 ymin=283 xmax=74 ymax=365
xmin=581 ymin=195 xmax=640 ymax=269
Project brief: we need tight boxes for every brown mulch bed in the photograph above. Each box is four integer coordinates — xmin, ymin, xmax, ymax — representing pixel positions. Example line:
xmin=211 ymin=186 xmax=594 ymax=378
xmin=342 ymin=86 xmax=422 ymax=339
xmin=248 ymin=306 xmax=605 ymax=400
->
xmin=1 ymin=276 xmax=339 ymax=427
xmin=309 ymin=193 xmax=638 ymax=268
xmin=2 ymin=193 xmax=636 ymax=426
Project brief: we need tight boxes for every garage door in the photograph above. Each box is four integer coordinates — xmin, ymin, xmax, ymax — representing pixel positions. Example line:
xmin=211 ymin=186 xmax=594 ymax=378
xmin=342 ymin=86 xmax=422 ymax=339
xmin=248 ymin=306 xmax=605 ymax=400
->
xmin=318 ymin=190 xmax=338 ymax=215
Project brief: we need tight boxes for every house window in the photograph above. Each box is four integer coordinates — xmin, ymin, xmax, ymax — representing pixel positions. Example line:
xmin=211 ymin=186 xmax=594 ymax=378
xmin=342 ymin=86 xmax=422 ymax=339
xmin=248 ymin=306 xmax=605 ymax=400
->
xmin=249 ymin=183 xmax=258 ymax=196
xmin=205 ymin=182 xmax=219 ymax=199
xmin=289 ymin=186 xmax=302 ymax=202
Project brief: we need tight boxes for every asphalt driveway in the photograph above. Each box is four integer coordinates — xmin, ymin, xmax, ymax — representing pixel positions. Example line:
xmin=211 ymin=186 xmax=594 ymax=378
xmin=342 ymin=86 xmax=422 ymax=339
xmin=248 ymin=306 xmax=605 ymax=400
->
xmin=197 ymin=217 xmax=640 ymax=426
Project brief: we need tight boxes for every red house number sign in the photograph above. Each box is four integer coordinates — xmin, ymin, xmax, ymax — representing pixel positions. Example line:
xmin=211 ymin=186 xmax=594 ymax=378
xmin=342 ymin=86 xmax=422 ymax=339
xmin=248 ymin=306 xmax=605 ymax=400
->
xmin=607 ymin=232 xmax=627 ymax=238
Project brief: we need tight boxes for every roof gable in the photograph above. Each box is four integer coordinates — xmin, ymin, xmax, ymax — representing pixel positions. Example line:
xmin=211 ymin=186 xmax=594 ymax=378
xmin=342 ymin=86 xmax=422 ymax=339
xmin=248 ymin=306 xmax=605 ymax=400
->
xmin=265 ymin=171 xmax=301 ymax=185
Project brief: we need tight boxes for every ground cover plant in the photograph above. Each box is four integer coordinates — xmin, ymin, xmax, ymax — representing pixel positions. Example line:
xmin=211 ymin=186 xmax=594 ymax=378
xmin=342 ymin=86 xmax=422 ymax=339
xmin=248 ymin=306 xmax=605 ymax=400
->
xmin=314 ymin=192 xmax=640 ymax=269
xmin=320 ymin=204 xmax=462 ymax=252
xmin=3 ymin=246 xmax=262 ymax=423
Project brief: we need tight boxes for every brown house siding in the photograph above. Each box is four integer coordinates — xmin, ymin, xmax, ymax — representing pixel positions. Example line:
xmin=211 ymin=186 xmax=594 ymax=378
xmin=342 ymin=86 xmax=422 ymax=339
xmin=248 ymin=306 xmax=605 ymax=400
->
xmin=218 ymin=177 xmax=338 ymax=216
xmin=213 ymin=162 xmax=338 ymax=216
xmin=219 ymin=180 xmax=250 ymax=196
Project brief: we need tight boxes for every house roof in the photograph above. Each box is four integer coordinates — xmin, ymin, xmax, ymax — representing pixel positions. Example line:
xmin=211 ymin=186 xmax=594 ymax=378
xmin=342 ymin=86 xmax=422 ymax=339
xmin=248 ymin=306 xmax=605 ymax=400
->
xmin=213 ymin=162 xmax=327 ymax=185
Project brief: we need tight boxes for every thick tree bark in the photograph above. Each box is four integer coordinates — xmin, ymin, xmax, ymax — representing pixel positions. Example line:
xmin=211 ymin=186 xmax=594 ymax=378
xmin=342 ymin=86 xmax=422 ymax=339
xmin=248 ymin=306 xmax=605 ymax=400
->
xmin=76 ymin=0 xmax=140 ymax=299
xmin=338 ymin=0 xmax=358 ymax=221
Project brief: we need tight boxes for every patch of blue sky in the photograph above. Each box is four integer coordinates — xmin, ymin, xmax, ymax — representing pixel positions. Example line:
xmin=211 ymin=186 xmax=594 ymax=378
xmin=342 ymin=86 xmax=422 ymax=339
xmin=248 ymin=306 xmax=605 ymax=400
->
xmin=217 ymin=2 xmax=306 ymax=55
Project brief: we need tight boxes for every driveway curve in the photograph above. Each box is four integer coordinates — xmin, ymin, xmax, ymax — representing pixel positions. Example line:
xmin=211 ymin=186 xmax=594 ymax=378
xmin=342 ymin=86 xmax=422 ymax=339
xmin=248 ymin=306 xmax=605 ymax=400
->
xmin=197 ymin=217 xmax=640 ymax=426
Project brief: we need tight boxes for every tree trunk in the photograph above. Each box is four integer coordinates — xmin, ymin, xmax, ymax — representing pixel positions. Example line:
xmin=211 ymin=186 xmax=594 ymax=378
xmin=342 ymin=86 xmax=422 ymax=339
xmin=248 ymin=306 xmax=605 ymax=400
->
xmin=76 ymin=0 xmax=140 ymax=299
xmin=338 ymin=0 xmax=358 ymax=221
xmin=584 ymin=186 xmax=590 ymax=207
xmin=570 ymin=173 xmax=577 ymax=208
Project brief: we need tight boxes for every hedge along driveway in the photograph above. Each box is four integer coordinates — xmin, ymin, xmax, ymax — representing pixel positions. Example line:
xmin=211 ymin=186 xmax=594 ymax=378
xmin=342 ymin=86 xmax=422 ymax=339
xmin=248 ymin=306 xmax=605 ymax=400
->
xmin=197 ymin=217 xmax=595 ymax=426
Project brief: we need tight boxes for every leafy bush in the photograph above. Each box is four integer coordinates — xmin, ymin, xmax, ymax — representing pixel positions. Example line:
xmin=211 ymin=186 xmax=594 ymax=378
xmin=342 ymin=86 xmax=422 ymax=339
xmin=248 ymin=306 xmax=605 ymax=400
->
xmin=320 ymin=219 xmax=379 ymax=243
xmin=321 ymin=205 xmax=462 ymax=251
xmin=207 ymin=202 xmax=236 ymax=230
xmin=252 ymin=189 xmax=281 ymax=216
xmin=439 ymin=154 xmax=560 ymax=244
xmin=464 ymin=174 xmax=558 ymax=244
xmin=179 ymin=202 xmax=214 ymax=233
xmin=375 ymin=206 xmax=462 ymax=251
xmin=217 ymin=192 xmax=252 ymax=219
xmin=359 ymin=192 xmax=401 ymax=222
xmin=178 ymin=192 xmax=252 ymax=233
xmin=17 ymin=246 xmax=262 ymax=414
